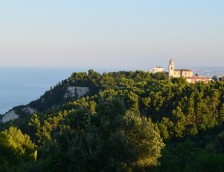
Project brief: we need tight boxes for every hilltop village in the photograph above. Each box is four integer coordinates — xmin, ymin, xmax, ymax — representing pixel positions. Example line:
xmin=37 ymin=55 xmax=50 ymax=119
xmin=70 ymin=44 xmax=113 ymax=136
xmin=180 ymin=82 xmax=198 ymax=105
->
xmin=150 ymin=59 xmax=212 ymax=83
xmin=1 ymin=62 xmax=224 ymax=171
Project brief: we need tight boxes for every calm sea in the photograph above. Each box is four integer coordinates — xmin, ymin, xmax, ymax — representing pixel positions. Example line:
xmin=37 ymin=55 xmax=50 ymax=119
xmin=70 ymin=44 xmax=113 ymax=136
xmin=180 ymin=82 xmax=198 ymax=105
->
xmin=0 ymin=68 xmax=78 ymax=115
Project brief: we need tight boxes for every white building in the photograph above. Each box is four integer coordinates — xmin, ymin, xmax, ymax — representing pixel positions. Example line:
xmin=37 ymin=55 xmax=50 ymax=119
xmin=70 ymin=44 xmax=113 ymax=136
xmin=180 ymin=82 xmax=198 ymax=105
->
xmin=152 ymin=66 xmax=164 ymax=73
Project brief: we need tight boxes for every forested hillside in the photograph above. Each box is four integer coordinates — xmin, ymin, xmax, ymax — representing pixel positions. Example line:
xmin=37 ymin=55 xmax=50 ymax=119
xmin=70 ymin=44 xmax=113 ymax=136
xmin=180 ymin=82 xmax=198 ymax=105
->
xmin=1 ymin=70 xmax=224 ymax=171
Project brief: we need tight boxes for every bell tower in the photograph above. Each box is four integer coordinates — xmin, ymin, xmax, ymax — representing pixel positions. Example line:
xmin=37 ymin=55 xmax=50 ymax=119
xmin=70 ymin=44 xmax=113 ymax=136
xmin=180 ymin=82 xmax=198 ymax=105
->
xmin=168 ymin=59 xmax=174 ymax=77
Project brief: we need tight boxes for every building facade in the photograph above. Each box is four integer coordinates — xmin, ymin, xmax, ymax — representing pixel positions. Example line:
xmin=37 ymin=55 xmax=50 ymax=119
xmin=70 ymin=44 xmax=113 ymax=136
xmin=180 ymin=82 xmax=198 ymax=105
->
xmin=168 ymin=59 xmax=211 ymax=83
xmin=168 ymin=59 xmax=193 ymax=78
xmin=185 ymin=76 xmax=212 ymax=84
xmin=152 ymin=66 xmax=164 ymax=73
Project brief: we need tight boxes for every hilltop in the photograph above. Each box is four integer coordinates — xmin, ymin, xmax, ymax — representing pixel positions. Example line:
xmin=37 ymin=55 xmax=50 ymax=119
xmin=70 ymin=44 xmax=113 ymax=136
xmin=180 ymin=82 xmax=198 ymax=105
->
xmin=0 ymin=69 xmax=224 ymax=171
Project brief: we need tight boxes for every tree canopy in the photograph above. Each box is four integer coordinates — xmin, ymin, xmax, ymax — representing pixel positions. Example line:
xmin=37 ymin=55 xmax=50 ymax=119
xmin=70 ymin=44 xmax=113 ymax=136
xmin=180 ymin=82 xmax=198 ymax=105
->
xmin=1 ymin=70 xmax=224 ymax=171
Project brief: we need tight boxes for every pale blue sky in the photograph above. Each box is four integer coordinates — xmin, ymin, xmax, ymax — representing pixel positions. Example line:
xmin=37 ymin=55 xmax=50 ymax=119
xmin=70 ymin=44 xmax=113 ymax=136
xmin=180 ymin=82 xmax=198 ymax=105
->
xmin=0 ymin=0 xmax=224 ymax=70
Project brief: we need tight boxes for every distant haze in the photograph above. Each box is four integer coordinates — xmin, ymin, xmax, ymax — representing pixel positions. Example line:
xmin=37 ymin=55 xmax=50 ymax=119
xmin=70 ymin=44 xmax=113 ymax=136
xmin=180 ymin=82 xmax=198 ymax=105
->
xmin=0 ymin=1 xmax=224 ymax=70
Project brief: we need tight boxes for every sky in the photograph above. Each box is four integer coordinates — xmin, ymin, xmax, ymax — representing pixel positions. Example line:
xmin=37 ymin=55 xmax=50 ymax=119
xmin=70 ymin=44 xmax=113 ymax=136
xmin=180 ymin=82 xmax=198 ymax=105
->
xmin=0 ymin=0 xmax=224 ymax=71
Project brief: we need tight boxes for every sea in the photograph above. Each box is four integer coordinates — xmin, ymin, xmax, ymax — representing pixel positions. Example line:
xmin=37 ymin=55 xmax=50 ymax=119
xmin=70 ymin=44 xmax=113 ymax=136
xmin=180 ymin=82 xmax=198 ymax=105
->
xmin=0 ymin=68 xmax=78 ymax=115
xmin=0 ymin=67 xmax=224 ymax=115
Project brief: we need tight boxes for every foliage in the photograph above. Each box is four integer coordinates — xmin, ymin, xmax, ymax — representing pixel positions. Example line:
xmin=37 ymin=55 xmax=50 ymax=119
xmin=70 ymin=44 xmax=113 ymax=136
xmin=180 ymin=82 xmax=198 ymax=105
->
xmin=1 ymin=70 xmax=224 ymax=171
xmin=29 ymin=98 xmax=164 ymax=171
xmin=0 ymin=127 xmax=37 ymax=171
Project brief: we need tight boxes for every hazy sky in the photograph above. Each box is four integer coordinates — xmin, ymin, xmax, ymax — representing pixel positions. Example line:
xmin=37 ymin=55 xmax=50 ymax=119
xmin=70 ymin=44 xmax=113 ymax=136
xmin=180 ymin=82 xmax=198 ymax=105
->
xmin=0 ymin=0 xmax=224 ymax=70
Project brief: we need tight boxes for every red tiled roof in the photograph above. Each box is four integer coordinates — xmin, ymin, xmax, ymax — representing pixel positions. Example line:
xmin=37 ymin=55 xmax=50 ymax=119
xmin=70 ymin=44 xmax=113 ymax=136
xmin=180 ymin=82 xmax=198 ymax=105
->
xmin=174 ymin=69 xmax=192 ymax=72
xmin=185 ymin=76 xmax=208 ymax=79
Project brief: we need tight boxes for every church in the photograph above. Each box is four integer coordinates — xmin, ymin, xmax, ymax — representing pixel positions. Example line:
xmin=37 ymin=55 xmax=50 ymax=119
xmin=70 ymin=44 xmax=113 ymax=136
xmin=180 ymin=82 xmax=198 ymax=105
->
xmin=168 ymin=59 xmax=193 ymax=78
xmin=168 ymin=59 xmax=211 ymax=83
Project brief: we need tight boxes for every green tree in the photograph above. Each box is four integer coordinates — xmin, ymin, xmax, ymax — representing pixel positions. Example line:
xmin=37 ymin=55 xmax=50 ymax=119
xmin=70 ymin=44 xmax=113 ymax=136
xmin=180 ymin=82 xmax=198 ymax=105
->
xmin=0 ymin=127 xmax=37 ymax=171
xmin=68 ymin=98 xmax=165 ymax=171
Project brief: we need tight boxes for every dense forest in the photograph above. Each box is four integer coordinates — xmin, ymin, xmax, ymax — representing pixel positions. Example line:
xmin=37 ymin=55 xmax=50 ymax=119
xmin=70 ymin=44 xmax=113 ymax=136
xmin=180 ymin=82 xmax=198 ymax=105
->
xmin=1 ymin=70 xmax=224 ymax=171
